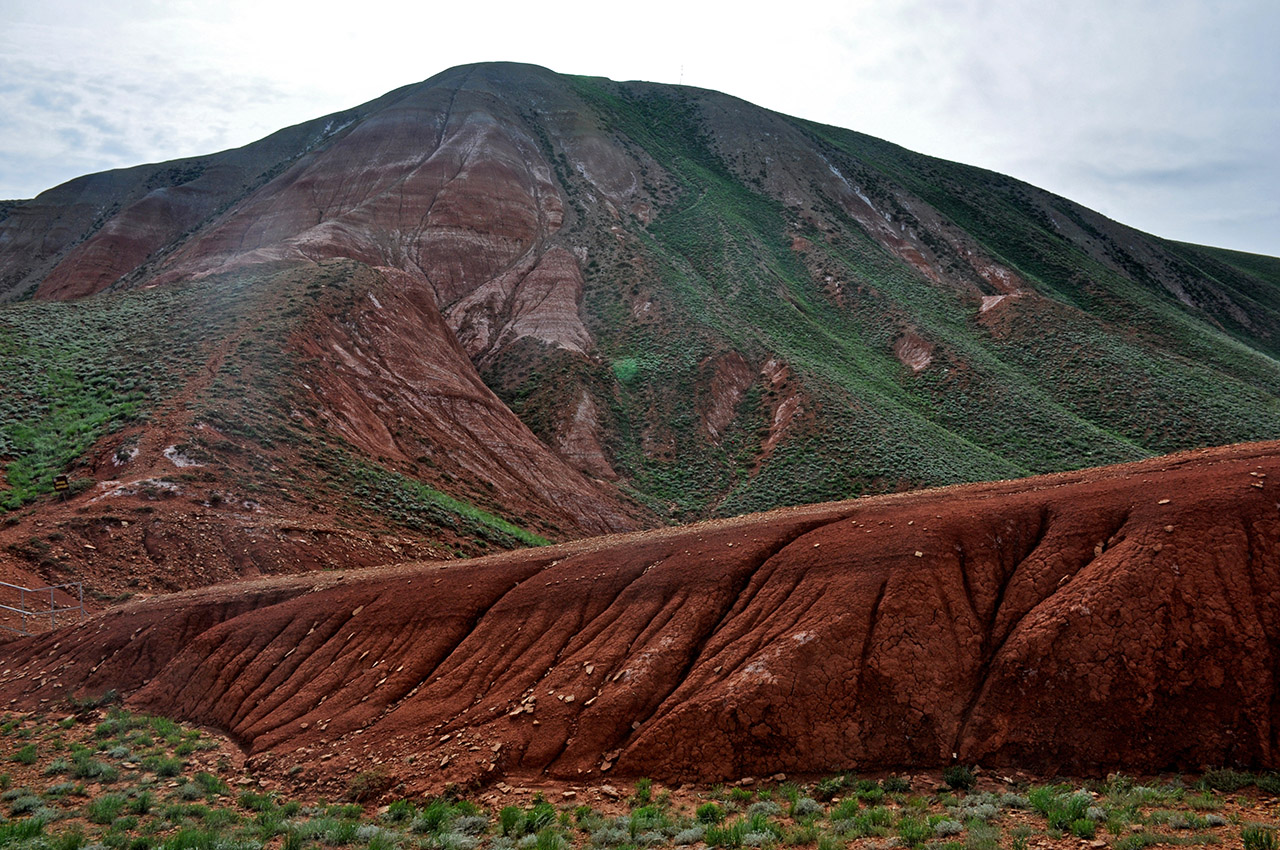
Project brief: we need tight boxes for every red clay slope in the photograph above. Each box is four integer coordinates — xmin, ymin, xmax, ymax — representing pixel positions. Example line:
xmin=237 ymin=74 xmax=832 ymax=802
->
xmin=2 ymin=442 xmax=1278 ymax=791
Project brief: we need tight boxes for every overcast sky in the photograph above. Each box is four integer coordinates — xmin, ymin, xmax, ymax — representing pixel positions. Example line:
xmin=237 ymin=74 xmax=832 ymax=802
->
xmin=2 ymin=0 xmax=1276 ymax=257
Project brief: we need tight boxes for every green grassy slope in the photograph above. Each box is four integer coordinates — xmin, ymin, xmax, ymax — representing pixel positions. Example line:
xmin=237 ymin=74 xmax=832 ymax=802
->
xmin=491 ymin=77 xmax=1280 ymax=520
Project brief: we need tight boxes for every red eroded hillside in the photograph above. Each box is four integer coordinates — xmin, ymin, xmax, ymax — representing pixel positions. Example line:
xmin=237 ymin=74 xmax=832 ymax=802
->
xmin=2 ymin=442 xmax=1278 ymax=795
xmin=0 ymin=259 xmax=643 ymax=602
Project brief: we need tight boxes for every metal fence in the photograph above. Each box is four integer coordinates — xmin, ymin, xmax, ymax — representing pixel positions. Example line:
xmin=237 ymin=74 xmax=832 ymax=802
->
xmin=0 ymin=581 xmax=84 ymax=635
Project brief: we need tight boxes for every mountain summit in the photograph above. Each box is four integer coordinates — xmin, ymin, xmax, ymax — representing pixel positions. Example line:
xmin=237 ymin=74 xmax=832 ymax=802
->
xmin=2 ymin=62 xmax=1279 ymax=591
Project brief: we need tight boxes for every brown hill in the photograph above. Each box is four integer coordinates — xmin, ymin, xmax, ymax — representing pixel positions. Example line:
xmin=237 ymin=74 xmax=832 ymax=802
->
xmin=3 ymin=441 xmax=1277 ymax=794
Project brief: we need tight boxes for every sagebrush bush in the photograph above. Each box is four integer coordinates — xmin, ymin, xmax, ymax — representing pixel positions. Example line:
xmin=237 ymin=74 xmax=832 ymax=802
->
xmin=589 ymin=824 xmax=628 ymax=847
xmin=789 ymin=798 xmax=821 ymax=819
xmin=671 ymin=827 xmax=703 ymax=846
xmin=437 ymin=833 xmax=479 ymax=850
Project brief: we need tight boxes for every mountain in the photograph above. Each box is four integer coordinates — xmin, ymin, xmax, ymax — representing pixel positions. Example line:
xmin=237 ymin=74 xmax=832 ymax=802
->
xmin=4 ymin=442 xmax=1278 ymax=787
xmin=2 ymin=62 xmax=1280 ymax=591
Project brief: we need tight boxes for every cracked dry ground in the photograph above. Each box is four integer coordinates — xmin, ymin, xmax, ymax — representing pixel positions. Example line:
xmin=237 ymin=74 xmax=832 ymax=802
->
xmin=4 ymin=440 xmax=1280 ymax=798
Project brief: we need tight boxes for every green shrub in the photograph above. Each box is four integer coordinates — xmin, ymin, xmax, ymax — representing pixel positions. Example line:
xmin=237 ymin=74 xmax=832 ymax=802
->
xmin=1203 ymin=768 xmax=1254 ymax=792
xmin=812 ymin=776 xmax=845 ymax=802
xmin=283 ymin=829 xmax=305 ymax=850
xmin=704 ymin=820 xmax=747 ymax=848
xmin=11 ymin=744 xmax=37 ymax=765
xmin=1028 ymin=785 xmax=1091 ymax=830
xmin=532 ymin=828 xmax=566 ymax=850
xmin=0 ymin=818 xmax=45 ymax=845
xmin=53 ymin=827 xmax=86 ymax=850
xmin=411 ymin=800 xmax=455 ymax=835
xmin=345 ymin=769 xmax=391 ymax=803
xmin=325 ymin=819 xmax=360 ymax=845
xmin=781 ymin=823 xmax=815 ymax=845
xmin=524 ymin=801 xmax=557 ymax=834
xmin=943 ymin=765 xmax=976 ymax=791
xmin=628 ymin=805 xmax=669 ymax=839
xmin=697 ymin=803 xmax=726 ymax=824
xmin=852 ymin=805 xmax=894 ymax=836
xmin=499 ymin=806 xmax=523 ymax=837
xmin=1069 ymin=818 xmax=1096 ymax=839
xmin=71 ymin=754 xmax=118 ymax=782
xmin=1186 ymin=791 xmax=1220 ymax=810
xmin=383 ymin=799 xmax=416 ymax=823
xmin=129 ymin=791 xmax=155 ymax=816
xmin=202 ymin=807 xmax=238 ymax=829
xmin=631 ymin=778 xmax=652 ymax=806
xmin=1244 ymin=826 xmax=1279 ymax=850
xmin=882 ymin=776 xmax=911 ymax=793
xmin=238 ymin=791 xmax=277 ymax=812
xmin=828 ymin=798 xmax=860 ymax=822
xmin=896 ymin=816 xmax=932 ymax=847
xmin=192 ymin=772 xmax=227 ymax=796
xmin=86 ymin=794 xmax=128 ymax=825
xmin=853 ymin=780 xmax=883 ymax=804
xmin=161 ymin=827 xmax=218 ymax=850
xmin=140 ymin=755 xmax=182 ymax=777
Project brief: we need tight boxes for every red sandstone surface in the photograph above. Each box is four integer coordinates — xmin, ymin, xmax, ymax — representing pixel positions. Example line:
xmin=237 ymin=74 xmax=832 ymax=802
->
xmin=3 ymin=442 xmax=1277 ymax=792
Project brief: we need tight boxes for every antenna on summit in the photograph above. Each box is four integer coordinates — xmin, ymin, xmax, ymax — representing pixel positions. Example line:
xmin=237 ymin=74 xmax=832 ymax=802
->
xmin=679 ymin=64 xmax=683 ymax=85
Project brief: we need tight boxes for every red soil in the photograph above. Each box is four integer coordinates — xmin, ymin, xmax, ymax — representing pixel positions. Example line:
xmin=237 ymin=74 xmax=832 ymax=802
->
xmin=2 ymin=442 xmax=1278 ymax=794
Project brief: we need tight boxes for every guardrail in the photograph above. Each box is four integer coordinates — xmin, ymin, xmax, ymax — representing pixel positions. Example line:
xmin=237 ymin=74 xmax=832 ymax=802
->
xmin=0 ymin=581 xmax=84 ymax=635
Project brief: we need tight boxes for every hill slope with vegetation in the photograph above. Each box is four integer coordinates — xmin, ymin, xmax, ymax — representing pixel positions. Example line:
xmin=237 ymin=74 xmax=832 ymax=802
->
xmin=0 ymin=62 xmax=1278 ymax=589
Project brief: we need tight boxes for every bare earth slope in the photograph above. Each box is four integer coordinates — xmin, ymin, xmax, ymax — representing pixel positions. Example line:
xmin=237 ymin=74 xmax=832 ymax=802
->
xmin=3 ymin=442 xmax=1277 ymax=793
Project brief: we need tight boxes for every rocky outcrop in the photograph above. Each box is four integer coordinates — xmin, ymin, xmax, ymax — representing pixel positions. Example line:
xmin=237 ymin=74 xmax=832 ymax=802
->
xmin=3 ymin=442 xmax=1278 ymax=790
